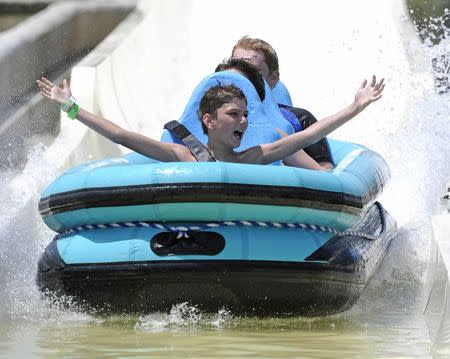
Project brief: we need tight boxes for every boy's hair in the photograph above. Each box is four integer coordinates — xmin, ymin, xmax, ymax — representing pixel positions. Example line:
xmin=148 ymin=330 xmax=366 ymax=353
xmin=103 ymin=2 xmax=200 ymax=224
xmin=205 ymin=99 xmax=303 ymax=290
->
xmin=215 ymin=58 xmax=265 ymax=102
xmin=231 ymin=36 xmax=279 ymax=74
xmin=198 ymin=84 xmax=247 ymax=134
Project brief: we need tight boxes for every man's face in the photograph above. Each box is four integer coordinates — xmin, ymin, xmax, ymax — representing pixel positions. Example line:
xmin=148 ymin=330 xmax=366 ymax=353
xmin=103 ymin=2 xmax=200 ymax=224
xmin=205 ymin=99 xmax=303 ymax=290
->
xmin=232 ymin=48 xmax=278 ymax=89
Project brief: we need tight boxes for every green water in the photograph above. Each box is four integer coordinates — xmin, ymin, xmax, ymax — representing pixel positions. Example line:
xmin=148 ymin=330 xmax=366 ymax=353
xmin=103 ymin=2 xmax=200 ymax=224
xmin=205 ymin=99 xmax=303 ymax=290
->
xmin=0 ymin=310 xmax=431 ymax=358
xmin=407 ymin=0 xmax=450 ymax=44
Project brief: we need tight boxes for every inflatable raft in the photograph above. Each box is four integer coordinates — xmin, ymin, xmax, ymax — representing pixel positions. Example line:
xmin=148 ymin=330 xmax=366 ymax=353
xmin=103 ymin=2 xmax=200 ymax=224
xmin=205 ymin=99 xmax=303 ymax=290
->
xmin=36 ymin=72 xmax=397 ymax=315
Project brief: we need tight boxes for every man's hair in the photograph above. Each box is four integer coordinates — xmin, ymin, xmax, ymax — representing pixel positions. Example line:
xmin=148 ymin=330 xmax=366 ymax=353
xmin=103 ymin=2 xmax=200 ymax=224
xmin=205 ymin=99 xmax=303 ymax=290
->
xmin=215 ymin=58 xmax=265 ymax=101
xmin=198 ymin=84 xmax=247 ymax=134
xmin=231 ymin=36 xmax=279 ymax=74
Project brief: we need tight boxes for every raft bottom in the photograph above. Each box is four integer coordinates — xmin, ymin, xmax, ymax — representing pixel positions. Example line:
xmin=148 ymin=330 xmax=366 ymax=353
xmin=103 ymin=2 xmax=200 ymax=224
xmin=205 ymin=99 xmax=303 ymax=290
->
xmin=38 ymin=260 xmax=364 ymax=316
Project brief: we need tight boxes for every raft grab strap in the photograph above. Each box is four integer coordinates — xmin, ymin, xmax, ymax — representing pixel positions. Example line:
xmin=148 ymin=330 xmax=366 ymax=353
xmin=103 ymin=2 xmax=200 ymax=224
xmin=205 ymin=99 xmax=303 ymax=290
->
xmin=164 ymin=120 xmax=216 ymax=162
xmin=54 ymin=202 xmax=387 ymax=241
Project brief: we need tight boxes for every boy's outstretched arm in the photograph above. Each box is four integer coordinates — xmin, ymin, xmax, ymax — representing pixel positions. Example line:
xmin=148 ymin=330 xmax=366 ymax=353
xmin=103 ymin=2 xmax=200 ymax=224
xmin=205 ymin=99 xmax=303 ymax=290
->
xmin=253 ymin=76 xmax=385 ymax=165
xmin=36 ymin=77 xmax=193 ymax=162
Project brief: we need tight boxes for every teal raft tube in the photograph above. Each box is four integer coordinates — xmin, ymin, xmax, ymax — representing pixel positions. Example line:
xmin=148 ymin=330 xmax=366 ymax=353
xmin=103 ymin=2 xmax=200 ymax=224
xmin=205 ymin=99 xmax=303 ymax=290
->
xmin=36 ymin=72 xmax=397 ymax=316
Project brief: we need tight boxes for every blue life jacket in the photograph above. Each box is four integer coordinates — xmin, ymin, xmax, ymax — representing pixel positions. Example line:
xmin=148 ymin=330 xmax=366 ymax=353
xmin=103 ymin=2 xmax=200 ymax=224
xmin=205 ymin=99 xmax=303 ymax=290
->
xmin=279 ymin=107 xmax=302 ymax=132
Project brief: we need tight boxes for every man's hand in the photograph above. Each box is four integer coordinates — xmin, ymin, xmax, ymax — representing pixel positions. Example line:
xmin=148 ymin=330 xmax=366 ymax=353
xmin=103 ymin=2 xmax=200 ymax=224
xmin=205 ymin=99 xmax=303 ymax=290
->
xmin=36 ymin=77 xmax=72 ymax=107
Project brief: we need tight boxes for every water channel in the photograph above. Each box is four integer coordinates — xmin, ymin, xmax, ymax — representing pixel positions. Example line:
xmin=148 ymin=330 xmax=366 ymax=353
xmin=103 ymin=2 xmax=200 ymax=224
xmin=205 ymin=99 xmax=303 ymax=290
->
xmin=1 ymin=0 xmax=450 ymax=357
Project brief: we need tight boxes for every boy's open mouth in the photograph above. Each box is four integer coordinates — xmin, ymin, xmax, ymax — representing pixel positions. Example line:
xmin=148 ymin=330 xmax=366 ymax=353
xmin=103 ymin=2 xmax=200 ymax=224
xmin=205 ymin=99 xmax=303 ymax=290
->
xmin=233 ymin=130 xmax=244 ymax=140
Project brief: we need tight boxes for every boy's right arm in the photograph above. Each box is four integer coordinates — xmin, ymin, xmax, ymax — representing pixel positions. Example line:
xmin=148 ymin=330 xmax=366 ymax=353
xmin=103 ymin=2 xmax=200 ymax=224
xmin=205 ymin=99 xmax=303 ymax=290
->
xmin=75 ymin=108 xmax=192 ymax=162
xmin=37 ymin=77 xmax=193 ymax=162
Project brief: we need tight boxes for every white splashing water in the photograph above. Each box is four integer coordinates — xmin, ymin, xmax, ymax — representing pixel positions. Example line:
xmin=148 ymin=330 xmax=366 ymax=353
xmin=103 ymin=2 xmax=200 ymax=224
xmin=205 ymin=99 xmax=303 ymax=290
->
xmin=135 ymin=303 xmax=232 ymax=332
xmin=351 ymin=18 xmax=450 ymax=315
xmin=0 ymin=145 xmax=93 ymax=323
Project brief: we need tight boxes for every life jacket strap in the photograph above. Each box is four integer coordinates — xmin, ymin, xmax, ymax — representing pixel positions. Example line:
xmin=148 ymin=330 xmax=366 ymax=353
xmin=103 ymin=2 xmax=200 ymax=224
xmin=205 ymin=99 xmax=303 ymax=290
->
xmin=164 ymin=120 xmax=216 ymax=162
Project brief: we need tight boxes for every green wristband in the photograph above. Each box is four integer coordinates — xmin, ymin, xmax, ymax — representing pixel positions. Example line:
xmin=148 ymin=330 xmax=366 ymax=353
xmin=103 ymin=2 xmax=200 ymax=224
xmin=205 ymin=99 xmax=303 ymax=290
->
xmin=61 ymin=96 xmax=76 ymax=112
xmin=67 ymin=103 xmax=80 ymax=120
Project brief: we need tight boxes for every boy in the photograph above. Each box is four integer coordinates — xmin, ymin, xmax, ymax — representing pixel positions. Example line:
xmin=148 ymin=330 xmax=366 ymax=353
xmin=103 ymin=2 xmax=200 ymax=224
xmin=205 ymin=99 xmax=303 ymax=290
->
xmin=36 ymin=74 xmax=384 ymax=165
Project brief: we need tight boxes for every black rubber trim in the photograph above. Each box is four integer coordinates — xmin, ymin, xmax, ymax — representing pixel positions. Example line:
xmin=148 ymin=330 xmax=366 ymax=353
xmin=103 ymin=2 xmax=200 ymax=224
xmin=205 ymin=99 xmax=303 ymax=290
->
xmin=36 ymin=240 xmax=67 ymax=273
xmin=39 ymin=182 xmax=365 ymax=217
xmin=39 ymin=259 xmax=361 ymax=278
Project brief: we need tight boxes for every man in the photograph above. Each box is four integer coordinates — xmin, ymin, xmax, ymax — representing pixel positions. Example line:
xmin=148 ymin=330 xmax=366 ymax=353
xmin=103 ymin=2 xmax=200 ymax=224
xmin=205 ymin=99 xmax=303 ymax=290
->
xmin=232 ymin=36 xmax=334 ymax=168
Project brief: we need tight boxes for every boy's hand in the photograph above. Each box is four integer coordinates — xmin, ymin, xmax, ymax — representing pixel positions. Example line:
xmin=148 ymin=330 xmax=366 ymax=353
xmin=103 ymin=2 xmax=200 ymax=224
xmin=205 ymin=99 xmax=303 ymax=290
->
xmin=36 ymin=77 xmax=72 ymax=106
xmin=354 ymin=75 xmax=385 ymax=112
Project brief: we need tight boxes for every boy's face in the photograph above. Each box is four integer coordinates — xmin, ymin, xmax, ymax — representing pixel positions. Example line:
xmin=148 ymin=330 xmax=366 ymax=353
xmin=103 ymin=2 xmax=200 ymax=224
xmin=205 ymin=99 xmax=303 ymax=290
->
xmin=204 ymin=97 xmax=248 ymax=148
xmin=232 ymin=48 xmax=278 ymax=89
